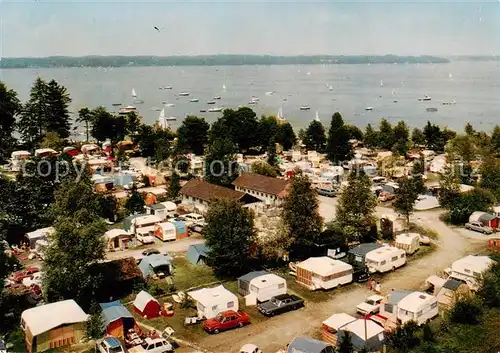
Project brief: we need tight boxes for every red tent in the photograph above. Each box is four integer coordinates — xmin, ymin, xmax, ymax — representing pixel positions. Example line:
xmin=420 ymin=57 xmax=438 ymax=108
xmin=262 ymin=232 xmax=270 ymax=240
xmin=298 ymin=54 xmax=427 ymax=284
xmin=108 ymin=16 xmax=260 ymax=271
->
xmin=133 ymin=290 xmax=161 ymax=318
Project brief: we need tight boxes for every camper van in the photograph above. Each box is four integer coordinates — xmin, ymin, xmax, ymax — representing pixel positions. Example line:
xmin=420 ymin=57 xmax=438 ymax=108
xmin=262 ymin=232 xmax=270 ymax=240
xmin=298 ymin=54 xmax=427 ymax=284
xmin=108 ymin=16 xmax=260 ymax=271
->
xmin=365 ymin=246 xmax=406 ymax=273
xmin=238 ymin=272 xmax=287 ymax=302
xmin=397 ymin=292 xmax=439 ymax=325
xmin=153 ymin=222 xmax=177 ymax=242
xmin=394 ymin=233 xmax=420 ymax=255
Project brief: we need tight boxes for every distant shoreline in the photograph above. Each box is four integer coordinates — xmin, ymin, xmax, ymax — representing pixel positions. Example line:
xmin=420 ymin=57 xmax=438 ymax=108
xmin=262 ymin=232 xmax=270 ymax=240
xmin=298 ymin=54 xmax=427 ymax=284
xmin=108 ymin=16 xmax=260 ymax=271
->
xmin=0 ymin=54 xmax=454 ymax=69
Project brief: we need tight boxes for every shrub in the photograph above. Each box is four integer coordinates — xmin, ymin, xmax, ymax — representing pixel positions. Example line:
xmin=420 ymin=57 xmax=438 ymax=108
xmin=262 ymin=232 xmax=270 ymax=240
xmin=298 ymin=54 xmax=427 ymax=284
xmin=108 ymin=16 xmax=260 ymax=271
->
xmin=449 ymin=297 xmax=483 ymax=325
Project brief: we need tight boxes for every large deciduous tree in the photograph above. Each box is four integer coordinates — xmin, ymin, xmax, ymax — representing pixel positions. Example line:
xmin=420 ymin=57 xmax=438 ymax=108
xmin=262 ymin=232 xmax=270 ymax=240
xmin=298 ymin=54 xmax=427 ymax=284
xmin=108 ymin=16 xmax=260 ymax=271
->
xmin=125 ymin=184 xmax=145 ymax=215
xmin=282 ymin=172 xmax=323 ymax=258
xmin=210 ymin=107 xmax=259 ymax=152
xmin=411 ymin=127 xmax=426 ymax=147
xmin=167 ymin=171 xmax=181 ymax=199
xmin=275 ymin=122 xmax=297 ymax=151
xmin=304 ymin=120 xmax=326 ymax=152
xmin=363 ymin=123 xmax=378 ymax=149
xmin=394 ymin=177 xmax=419 ymax=229
xmin=251 ymin=160 xmax=278 ymax=177
xmin=176 ymin=115 xmax=209 ymax=155
xmin=378 ymin=118 xmax=395 ymax=150
xmin=204 ymin=199 xmax=256 ymax=276
xmin=336 ymin=169 xmax=377 ymax=242
xmin=393 ymin=120 xmax=410 ymax=156
xmin=204 ymin=138 xmax=239 ymax=186
xmin=479 ymin=157 xmax=500 ymax=201
xmin=326 ymin=112 xmax=352 ymax=163
xmin=258 ymin=115 xmax=279 ymax=149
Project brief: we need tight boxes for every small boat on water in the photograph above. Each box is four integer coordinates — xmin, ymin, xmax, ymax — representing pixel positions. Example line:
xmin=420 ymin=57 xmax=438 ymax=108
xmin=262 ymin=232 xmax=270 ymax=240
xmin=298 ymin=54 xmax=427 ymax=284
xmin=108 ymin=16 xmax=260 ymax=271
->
xmin=248 ymin=100 xmax=258 ymax=105
xmin=151 ymin=107 xmax=162 ymax=111
xmin=442 ymin=100 xmax=456 ymax=105
xmin=119 ymin=106 xmax=137 ymax=114
xmin=213 ymin=96 xmax=221 ymax=100
xmin=208 ymin=107 xmax=223 ymax=112
xmin=282 ymin=98 xmax=287 ymax=101
xmin=158 ymin=109 xmax=169 ymax=129
xmin=133 ymin=99 xmax=144 ymax=104
xmin=222 ymin=84 xmax=226 ymax=91
xmin=207 ymin=101 xmax=216 ymax=105
xmin=426 ymin=107 xmax=438 ymax=112
xmin=166 ymin=116 xmax=177 ymax=121
xmin=179 ymin=92 xmax=190 ymax=97
xmin=276 ymin=107 xmax=285 ymax=123
xmin=189 ymin=98 xmax=199 ymax=102
xmin=164 ymin=86 xmax=173 ymax=89
xmin=300 ymin=105 xmax=311 ymax=111
xmin=365 ymin=107 xmax=374 ymax=111
xmin=266 ymin=91 xmax=275 ymax=96
xmin=380 ymin=80 xmax=384 ymax=87
xmin=393 ymin=100 xmax=398 ymax=103
xmin=418 ymin=95 xmax=432 ymax=101
xmin=164 ymin=103 xmax=175 ymax=107
xmin=200 ymin=109 xmax=207 ymax=112
xmin=251 ymin=96 xmax=259 ymax=102
xmin=112 ymin=103 xmax=121 ymax=106
xmin=132 ymin=88 xmax=137 ymax=98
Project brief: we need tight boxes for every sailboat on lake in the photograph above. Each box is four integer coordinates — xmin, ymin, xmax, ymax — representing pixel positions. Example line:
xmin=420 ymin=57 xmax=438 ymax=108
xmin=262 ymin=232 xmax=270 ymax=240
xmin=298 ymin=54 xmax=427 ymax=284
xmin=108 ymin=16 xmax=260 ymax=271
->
xmin=315 ymin=110 xmax=320 ymax=122
xmin=158 ymin=108 xmax=169 ymax=129
xmin=132 ymin=88 xmax=144 ymax=104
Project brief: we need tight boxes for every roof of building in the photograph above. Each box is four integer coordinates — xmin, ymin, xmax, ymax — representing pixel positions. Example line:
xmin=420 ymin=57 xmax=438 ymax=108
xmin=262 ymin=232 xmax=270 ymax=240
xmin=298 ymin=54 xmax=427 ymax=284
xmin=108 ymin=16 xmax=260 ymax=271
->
xmin=297 ymin=257 xmax=353 ymax=277
xmin=133 ymin=290 xmax=160 ymax=312
xmin=25 ymin=227 xmax=55 ymax=240
xmin=287 ymin=336 xmax=333 ymax=353
xmin=181 ymin=178 xmax=245 ymax=203
xmin=21 ymin=300 xmax=88 ymax=336
xmin=322 ymin=313 xmax=357 ymax=331
xmin=398 ymin=292 xmax=436 ymax=312
xmin=233 ymin=172 xmax=290 ymax=197
xmin=100 ymin=301 xmax=134 ymax=325
xmin=442 ymin=279 xmax=463 ymax=291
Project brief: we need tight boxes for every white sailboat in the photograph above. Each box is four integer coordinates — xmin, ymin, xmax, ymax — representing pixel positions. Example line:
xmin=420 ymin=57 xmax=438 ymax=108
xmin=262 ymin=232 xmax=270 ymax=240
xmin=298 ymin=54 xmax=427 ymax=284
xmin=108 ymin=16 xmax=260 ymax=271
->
xmin=315 ymin=110 xmax=320 ymax=122
xmin=380 ymin=80 xmax=384 ymax=87
xmin=276 ymin=107 xmax=285 ymax=123
xmin=222 ymin=84 xmax=226 ymax=91
xmin=158 ymin=109 xmax=169 ymax=129
xmin=449 ymin=73 xmax=453 ymax=79
xmin=132 ymin=88 xmax=137 ymax=98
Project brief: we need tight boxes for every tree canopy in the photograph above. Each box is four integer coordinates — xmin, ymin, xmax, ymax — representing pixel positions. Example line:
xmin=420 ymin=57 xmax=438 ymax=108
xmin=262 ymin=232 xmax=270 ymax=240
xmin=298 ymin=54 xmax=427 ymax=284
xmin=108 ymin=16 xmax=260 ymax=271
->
xmin=304 ymin=120 xmax=326 ymax=152
xmin=326 ymin=112 xmax=352 ymax=163
xmin=204 ymin=138 xmax=239 ymax=186
xmin=394 ymin=177 xmax=419 ymax=228
xmin=176 ymin=115 xmax=210 ymax=155
xmin=0 ymin=81 xmax=21 ymax=162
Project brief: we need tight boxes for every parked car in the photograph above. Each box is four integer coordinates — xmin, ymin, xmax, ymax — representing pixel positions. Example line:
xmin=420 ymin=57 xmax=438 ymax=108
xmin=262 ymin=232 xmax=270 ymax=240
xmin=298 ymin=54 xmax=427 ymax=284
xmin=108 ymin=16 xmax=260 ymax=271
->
xmin=96 ymin=337 xmax=126 ymax=353
xmin=418 ymin=234 xmax=432 ymax=245
xmin=182 ymin=213 xmax=205 ymax=227
xmin=378 ymin=192 xmax=394 ymax=202
xmin=240 ymin=344 xmax=262 ymax=353
xmin=142 ymin=248 xmax=161 ymax=256
xmin=10 ymin=266 xmax=40 ymax=283
xmin=356 ymin=294 xmax=384 ymax=315
xmin=317 ymin=188 xmax=336 ymax=197
xmin=129 ymin=338 xmax=173 ymax=353
xmin=203 ymin=310 xmax=250 ymax=334
xmin=465 ymin=222 xmax=494 ymax=234
xmin=353 ymin=267 xmax=369 ymax=283
xmin=137 ymin=233 xmax=156 ymax=244
xmin=257 ymin=294 xmax=304 ymax=316
xmin=189 ymin=223 xmax=204 ymax=234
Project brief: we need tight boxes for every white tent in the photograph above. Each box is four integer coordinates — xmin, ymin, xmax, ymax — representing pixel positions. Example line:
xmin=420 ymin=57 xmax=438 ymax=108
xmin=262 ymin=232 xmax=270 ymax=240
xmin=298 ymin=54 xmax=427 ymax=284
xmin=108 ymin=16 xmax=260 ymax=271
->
xmin=188 ymin=285 xmax=238 ymax=319
xmin=337 ymin=319 xmax=385 ymax=351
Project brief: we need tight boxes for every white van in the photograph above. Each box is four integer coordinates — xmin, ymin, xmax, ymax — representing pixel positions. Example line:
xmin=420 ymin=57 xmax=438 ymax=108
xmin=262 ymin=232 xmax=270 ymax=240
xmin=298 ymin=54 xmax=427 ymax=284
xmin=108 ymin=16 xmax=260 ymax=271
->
xmin=365 ymin=246 xmax=406 ymax=273
xmin=183 ymin=213 xmax=205 ymax=226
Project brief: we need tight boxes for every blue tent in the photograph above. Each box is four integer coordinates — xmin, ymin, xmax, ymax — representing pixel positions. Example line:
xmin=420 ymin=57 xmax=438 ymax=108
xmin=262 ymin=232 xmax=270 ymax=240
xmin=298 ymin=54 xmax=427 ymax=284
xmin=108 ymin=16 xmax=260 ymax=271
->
xmin=287 ymin=337 xmax=335 ymax=353
xmin=99 ymin=301 xmax=135 ymax=338
xmin=186 ymin=244 xmax=210 ymax=265
xmin=138 ymin=254 xmax=172 ymax=277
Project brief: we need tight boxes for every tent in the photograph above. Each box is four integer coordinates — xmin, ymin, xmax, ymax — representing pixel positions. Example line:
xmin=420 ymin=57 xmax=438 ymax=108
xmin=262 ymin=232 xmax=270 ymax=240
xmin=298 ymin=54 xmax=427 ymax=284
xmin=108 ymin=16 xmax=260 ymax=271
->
xmin=337 ymin=319 xmax=385 ymax=351
xmin=133 ymin=291 xmax=161 ymax=318
xmin=321 ymin=313 xmax=357 ymax=345
xmin=287 ymin=336 xmax=335 ymax=353
xmin=100 ymin=301 xmax=135 ymax=339
xmin=138 ymin=254 xmax=172 ymax=278
xmin=186 ymin=244 xmax=210 ymax=265
xmin=21 ymin=300 xmax=88 ymax=353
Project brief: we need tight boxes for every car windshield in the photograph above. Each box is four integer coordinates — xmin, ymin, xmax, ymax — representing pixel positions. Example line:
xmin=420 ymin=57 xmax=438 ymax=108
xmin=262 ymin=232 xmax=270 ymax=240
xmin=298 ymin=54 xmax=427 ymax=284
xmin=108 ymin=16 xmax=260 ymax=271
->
xmin=109 ymin=347 xmax=123 ymax=353
xmin=270 ymin=298 xmax=279 ymax=305
xmin=366 ymin=300 xmax=374 ymax=305
xmin=215 ymin=314 xmax=224 ymax=322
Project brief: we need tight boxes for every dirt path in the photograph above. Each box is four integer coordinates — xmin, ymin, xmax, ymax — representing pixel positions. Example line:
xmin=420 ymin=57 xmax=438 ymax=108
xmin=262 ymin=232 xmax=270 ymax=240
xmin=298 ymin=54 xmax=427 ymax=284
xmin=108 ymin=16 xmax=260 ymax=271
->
xmin=196 ymin=209 xmax=487 ymax=353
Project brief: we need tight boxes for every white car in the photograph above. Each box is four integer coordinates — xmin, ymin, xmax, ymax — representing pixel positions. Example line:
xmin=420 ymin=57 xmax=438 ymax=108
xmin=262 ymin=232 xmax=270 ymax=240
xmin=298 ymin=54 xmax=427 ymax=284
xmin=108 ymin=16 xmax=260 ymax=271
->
xmin=96 ymin=337 xmax=126 ymax=353
xmin=240 ymin=344 xmax=262 ymax=353
xmin=129 ymin=338 xmax=173 ymax=353
xmin=22 ymin=272 xmax=42 ymax=287
xmin=418 ymin=234 xmax=431 ymax=245
xmin=137 ymin=232 xmax=156 ymax=244
xmin=356 ymin=294 xmax=384 ymax=315
xmin=182 ymin=213 xmax=205 ymax=227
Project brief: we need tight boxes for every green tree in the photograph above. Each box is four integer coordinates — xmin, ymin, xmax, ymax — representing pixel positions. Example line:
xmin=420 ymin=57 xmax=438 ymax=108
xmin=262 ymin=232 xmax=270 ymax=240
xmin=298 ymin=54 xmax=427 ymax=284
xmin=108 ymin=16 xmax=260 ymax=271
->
xmin=251 ymin=160 xmax=278 ymax=177
xmin=326 ymin=112 xmax=352 ymax=163
xmin=97 ymin=194 xmax=119 ymax=222
xmin=411 ymin=127 xmax=426 ymax=147
xmin=176 ymin=115 xmax=210 ymax=155
xmin=411 ymin=159 xmax=426 ymax=195
xmin=204 ymin=199 xmax=256 ymax=276
xmin=449 ymin=296 xmax=483 ymax=325
xmin=266 ymin=138 xmax=278 ymax=167
xmin=76 ymin=107 xmax=93 ymax=142
xmin=345 ymin=124 xmax=364 ymax=141
xmin=90 ymin=106 xmax=118 ymax=143
xmin=336 ymin=169 xmax=377 ymax=242
xmin=125 ymin=185 xmax=145 ymax=215
xmin=168 ymin=172 xmax=182 ymax=199
xmin=447 ymin=134 xmax=477 ymax=163
xmin=363 ymin=123 xmax=379 ymax=149
xmin=85 ymin=303 xmax=105 ymax=342
xmin=298 ymin=128 xmax=307 ymax=144
xmin=210 ymin=107 xmax=259 ymax=152
xmin=445 ymin=188 xmax=495 ymax=225
xmin=0 ymin=81 xmax=21 ymax=162
xmin=478 ymin=262 xmax=500 ymax=308
xmin=394 ymin=177 xmax=419 ymax=229
xmin=338 ymin=331 xmax=354 ymax=353
xmin=393 ymin=120 xmax=410 ymax=156
xmin=275 ymin=122 xmax=297 ymax=150
xmin=479 ymin=157 xmax=500 ymax=201
xmin=282 ymin=172 xmax=323 ymax=258
xmin=438 ymin=163 xmax=461 ymax=209
xmin=464 ymin=122 xmax=476 ymax=136
xmin=18 ymin=77 xmax=49 ymax=146
xmin=258 ymin=115 xmax=279 ymax=150
xmin=385 ymin=321 xmax=420 ymax=353
xmin=304 ymin=120 xmax=326 ymax=152
xmin=204 ymin=138 xmax=238 ymax=186
xmin=40 ymin=131 xmax=65 ymax=151
xmin=45 ymin=79 xmax=72 ymax=139
xmin=491 ymin=125 xmax=500 ymax=152
xmin=378 ymin=118 xmax=395 ymax=150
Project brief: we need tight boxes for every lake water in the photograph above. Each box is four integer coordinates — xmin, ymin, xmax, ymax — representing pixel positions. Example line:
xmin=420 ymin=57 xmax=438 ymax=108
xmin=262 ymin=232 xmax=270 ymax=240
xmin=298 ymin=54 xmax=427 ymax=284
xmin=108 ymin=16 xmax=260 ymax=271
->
xmin=1 ymin=61 xmax=499 ymax=132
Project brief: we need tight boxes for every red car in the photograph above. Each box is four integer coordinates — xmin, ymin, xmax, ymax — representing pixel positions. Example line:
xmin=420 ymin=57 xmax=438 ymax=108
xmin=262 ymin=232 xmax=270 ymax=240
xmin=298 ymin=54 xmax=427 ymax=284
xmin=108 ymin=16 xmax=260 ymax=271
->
xmin=203 ymin=310 xmax=250 ymax=334
xmin=10 ymin=266 xmax=40 ymax=283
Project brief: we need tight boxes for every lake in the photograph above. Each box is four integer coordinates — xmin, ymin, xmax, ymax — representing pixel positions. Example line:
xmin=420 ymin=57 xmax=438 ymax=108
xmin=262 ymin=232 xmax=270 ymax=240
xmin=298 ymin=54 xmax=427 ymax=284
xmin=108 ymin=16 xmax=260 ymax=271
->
xmin=1 ymin=61 xmax=499 ymax=132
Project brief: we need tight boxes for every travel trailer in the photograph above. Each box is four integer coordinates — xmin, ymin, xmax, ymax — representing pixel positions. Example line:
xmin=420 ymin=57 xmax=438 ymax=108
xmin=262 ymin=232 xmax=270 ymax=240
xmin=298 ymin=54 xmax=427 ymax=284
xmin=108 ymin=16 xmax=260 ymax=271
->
xmin=394 ymin=233 xmax=420 ymax=255
xmin=448 ymin=255 xmax=496 ymax=291
xmin=238 ymin=271 xmax=287 ymax=302
xmin=10 ymin=151 xmax=31 ymax=172
xmin=296 ymin=257 xmax=353 ymax=290
xmin=396 ymin=291 xmax=439 ymax=325
xmin=365 ymin=246 xmax=406 ymax=273
xmin=188 ymin=285 xmax=238 ymax=319
xmin=145 ymin=201 xmax=177 ymax=221
xmin=153 ymin=222 xmax=177 ymax=242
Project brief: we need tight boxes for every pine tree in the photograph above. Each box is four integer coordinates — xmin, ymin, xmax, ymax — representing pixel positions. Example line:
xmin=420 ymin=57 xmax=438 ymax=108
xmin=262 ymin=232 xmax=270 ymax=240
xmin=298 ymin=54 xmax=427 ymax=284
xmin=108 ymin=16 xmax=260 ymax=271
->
xmin=378 ymin=118 xmax=395 ymax=150
xmin=336 ymin=169 xmax=377 ymax=242
xmin=19 ymin=77 xmax=48 ymax=146
xmin=393 ymin=120 xmax=410 ymax=156
xmin=45 ymin=79 xmax=72 ymax=139
xmin=0 ymin=81 xmax=21 ymax=162
xmin=411 ymin=158 xmax=426 ymax=194
xmin=282 ymin=172 xmax=323 ymax=258
xmin=338 ymin=331 xmax=354 ymax=353
xmin=411 ymin=127 xmax=426 ymax=147
xmin=326 ymin=112 xmax=352 ymax=163
xmin=364 ymin=123 xmax=379 ymax=148
xmin=168 ymin=172 xmax=182 ymax=199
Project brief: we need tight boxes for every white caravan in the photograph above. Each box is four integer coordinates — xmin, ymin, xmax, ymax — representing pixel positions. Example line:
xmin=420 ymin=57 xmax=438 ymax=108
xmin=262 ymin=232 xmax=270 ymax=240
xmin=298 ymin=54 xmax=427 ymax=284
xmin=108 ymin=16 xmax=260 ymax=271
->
xmin=397 ymin=291 xmax=439 ymax=325
xmin=365 ymin=246 xmax=406 ymax=273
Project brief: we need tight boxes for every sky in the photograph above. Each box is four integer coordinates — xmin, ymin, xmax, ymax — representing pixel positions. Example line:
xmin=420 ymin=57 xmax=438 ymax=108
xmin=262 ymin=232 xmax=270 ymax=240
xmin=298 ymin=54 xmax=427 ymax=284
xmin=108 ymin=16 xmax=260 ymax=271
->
xmin=1 ymin=1 xmax=499 ymax=57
